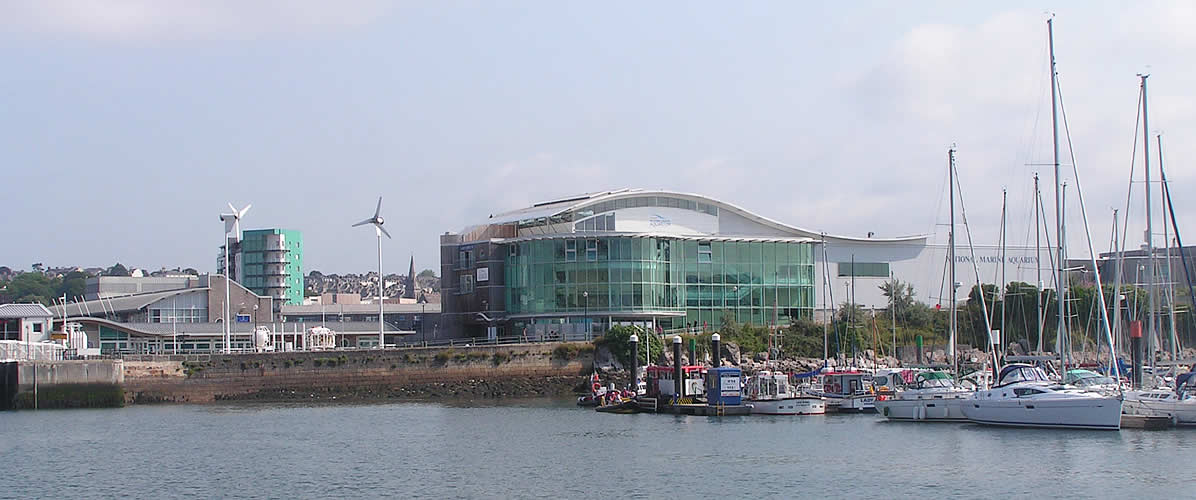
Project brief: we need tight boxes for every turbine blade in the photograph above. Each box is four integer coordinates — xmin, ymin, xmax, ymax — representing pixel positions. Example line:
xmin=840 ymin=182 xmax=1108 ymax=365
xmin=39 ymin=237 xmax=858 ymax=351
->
xmin=377 ymin=224 xmax=392 ymax=239
xmin=239 ymin=204 xmax=252 ymax=218
xmin=228 ymin=202 xmax=237 ymax=213
xmin=374 ymin=196 xmax=383 ymax=219
xmin=352 ymin=218 xmax=374 ymax=227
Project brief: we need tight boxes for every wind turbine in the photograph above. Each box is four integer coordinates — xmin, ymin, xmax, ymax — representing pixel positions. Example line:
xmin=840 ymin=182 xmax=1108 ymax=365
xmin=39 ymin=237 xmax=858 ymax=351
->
xmin=220 ymin=203 xmax=251 ymax=353
xmin=353 ymin=197 xmax=390 ymax=349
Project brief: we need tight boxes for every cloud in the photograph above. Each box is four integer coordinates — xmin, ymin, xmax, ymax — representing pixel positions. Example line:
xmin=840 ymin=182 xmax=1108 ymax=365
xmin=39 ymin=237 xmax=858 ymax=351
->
xmin=0 ymin=0 xmax=395 ymax=41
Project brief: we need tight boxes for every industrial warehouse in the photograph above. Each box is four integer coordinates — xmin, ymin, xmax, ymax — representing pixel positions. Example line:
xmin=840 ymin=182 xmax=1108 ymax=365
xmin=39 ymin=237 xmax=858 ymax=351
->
xmin=440 ymin=189 xmax=1048 ymax=339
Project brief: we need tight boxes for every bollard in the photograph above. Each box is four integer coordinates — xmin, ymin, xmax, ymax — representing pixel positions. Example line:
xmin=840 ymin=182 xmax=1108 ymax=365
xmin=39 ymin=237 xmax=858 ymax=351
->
xmin=711 ymin=333 xmax=721 ymax=368
xmin=1130 ymin=320 xmax=1143 ymax=389
xmin=629 ymin=333 xmax=639 ymax=395
xmin=673 ymin=336 xmax=683 ymax=400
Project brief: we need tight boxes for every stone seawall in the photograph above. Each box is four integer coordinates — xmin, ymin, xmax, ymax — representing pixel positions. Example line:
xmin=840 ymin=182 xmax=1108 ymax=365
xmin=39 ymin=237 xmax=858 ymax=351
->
xmin=123 ymin=342 xmax=594 ymax=404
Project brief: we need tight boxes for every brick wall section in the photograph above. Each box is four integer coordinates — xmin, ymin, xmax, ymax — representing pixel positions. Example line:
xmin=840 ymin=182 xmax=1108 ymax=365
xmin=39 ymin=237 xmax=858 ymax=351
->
xmin=122 ymin=342 xmax=594 ymax=403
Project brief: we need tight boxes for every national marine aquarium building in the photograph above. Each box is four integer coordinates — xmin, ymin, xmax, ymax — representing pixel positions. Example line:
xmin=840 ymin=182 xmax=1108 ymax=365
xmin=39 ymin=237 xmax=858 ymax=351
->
xmin=441 ymin=190 xmax=817 ymax=339
xmin=440 ymin=189 xmax=1051 ymax=340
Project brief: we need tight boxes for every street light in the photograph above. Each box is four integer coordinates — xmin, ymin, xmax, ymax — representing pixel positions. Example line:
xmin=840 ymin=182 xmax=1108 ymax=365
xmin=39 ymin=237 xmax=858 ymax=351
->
xmin=583 ymin=290 xmax=590 ymax=341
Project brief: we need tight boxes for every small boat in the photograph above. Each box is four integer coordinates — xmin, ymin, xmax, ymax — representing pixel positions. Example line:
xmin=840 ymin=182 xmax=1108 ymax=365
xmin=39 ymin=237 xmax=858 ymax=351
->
xmin=876 ymin=370 xmax=972 ymax=422
xmin=744 ymin=370 xmax=825 ymax=415
xmin=806 ymin=371 xmax=876 ymax=413
xmin=962 ymin=364 xmax=1122 ymax=430
xmin=1122 ymin=371 xmax=1196 ymax=426
xmin=1063 ymin=369 xmax=1120 ymax=395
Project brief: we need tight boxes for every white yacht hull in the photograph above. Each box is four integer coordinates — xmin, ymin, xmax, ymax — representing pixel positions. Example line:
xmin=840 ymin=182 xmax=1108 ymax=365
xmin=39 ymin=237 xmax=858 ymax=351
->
xmin=962 ymin=396 xmax=1122 ymax=430
xmin=877 ymin=395 xmax=970 ymax=422
xmin=1123 ymin=398 xmax=1196 ymax=426
xmin=749 ymin=397 xmax=825 ymax=415
xmin=825 ymin=394 xmax=876 ymax=413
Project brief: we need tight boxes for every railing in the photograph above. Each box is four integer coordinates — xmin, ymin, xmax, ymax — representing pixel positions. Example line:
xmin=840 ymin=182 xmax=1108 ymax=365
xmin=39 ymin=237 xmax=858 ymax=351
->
xmin=0 ymin=340 xmax=67 ymax=361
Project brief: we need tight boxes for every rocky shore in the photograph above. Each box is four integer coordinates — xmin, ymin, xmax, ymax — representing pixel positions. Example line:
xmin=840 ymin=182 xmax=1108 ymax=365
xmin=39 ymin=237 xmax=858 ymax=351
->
xmin=212 ymin=375 xmax=589 ymax=403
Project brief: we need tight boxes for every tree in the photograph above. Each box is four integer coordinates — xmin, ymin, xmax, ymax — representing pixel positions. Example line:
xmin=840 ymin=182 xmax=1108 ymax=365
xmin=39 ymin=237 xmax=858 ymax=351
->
xmin=4 ymin=272 xmax=55 ymax=305
xmin=183 ymin=268 xmax=199 ymax=275
xmin=56 ymin=271 xmax=88 ymax=299
xmin=105 ymin=263 xmax=130 ymax=277
xmin=417 ymin=269 xmax=437 ymax=279
xmin=879 ymin=278 xmax=915 ymax=315
xmin=600 ymin=324 xmax=664 ymax=366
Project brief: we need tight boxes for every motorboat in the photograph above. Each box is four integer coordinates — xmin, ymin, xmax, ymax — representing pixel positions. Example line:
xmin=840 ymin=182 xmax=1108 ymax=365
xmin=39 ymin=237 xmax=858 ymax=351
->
xmin=876 ymin=371 xmax=972 ymax=422
xmin=962 ymin=364 xmax=1122 ymax=430
xmin=1122 ymin=372 xmax=1196 ymax=426
xmin=1063 ymin=369 xmax=1120 ymax=395
xmin=743 ymin=371 xmax=825 ymax=415
xmin=806 ymin=371 xmax=876 ymax=413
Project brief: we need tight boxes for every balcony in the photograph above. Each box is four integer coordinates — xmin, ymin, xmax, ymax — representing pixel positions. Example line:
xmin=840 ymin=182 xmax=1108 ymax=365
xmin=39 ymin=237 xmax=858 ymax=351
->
xmin=265 ymin=277 xmax=288 ymax=288
xmin=263 ymin=252 xmax=289 ymax=264
xmin=265 ymin=265 xmax=289 ymax=276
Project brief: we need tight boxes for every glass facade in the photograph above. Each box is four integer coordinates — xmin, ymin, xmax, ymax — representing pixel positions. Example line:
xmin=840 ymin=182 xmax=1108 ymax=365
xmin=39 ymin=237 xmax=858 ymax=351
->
xmin=505 ymin=236 xmax=815 ymax=328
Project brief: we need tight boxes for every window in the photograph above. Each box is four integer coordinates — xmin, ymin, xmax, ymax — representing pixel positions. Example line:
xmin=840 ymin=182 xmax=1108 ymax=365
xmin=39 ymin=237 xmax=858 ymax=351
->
xmin=698 ymin=242 xmax=712 ymax=263
xmin=459 ymin=275 xmax=475 ymax=294
xmin=32 ymin=323 xmax=43 ymax=333
xmin=586 ymin=239 xmax=598 ymax=261
xmin=566 ymin=240 xmax=577 ymax=261
xmin=509 ymin=245 xmax=517 ymax=257
xmin=836 ymin=262 xmax=889 ymax=278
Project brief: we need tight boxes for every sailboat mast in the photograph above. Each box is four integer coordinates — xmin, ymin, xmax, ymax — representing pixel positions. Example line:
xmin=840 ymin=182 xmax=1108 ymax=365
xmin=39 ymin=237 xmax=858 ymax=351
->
xmin=1000 ymin=187 xmax=1007 ymax=363
xmin=1112 ymin=208 xmax=1123 ymax=353
xmin=1140 ymin=74 xmax=1157 ymax=364
xmin=948 ymin=147 xmax=958 ymax=372
xmin=1049 ymin=18 xmax=1066 ymax=372
xmin=1158 ymin=134 xmax=1178 ymax=361
xmin=1035 ymin=174 xmax=1044 ymax=352
xmin=891 ymin=272 xmax=897 ymax=363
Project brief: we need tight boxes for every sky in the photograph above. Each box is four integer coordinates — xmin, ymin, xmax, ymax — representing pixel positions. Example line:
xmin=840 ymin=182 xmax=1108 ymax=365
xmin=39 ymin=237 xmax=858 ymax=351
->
xmin=4 ymin=1 xmax=1196 ymax=275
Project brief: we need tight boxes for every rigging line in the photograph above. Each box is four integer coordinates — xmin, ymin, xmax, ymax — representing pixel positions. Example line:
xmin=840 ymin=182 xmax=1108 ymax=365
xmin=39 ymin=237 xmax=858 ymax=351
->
xmin=1120 ymin=86 xmax=1144 ymax=258
xmin=952 ymin=160 xmax=996 ymax=355
xmin=1037 ymin=187 xmax=1060 ymax=338
xmin=1054 ymin=74 xmax=1120 ymax=381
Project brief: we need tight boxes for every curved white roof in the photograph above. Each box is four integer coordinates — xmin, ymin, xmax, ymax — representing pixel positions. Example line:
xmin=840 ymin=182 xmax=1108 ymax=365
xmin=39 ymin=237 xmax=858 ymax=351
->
xmin=477 ymin=189 xmax=926 ymax=243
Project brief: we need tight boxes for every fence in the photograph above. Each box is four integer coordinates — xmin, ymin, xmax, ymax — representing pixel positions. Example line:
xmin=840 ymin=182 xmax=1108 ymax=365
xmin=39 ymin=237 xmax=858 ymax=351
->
xmin=0 ymin=340 xmax=67 ymax=362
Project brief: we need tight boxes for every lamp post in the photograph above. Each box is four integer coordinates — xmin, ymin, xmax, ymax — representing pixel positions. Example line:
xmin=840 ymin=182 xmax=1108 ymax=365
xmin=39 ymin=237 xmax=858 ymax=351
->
xmin=583 ymin=291 xmax=590 ymax=341
xmin=732 ymin=285 xmax=739 ymax=324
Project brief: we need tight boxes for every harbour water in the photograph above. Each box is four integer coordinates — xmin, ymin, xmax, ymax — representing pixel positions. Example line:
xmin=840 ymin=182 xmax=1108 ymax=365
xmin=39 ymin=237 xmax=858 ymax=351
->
xmin=2 ymin=399 xmax=1192 ymax=499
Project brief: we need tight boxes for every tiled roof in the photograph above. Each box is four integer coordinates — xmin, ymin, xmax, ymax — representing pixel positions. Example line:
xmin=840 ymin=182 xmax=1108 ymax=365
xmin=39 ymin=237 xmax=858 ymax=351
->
xmin=0 ymin=303 xmax=54 ymax=318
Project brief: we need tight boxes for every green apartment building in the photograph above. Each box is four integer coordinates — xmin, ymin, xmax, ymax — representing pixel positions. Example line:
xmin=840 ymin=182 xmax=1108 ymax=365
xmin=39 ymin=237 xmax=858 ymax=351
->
xmin=239 ymin=229 xmax=304 ymax=307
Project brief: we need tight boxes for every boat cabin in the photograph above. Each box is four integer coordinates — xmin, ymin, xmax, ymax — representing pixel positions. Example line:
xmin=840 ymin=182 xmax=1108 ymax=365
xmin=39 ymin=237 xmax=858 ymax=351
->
xmin=994 ymin=364 xmax=1050 ymax=388
xmin=646 ymin=365 xmax=707 ymax=398
xmin=745 ymin=371 xmax=792 ymax=401
xmin=819 ymin=371 xmax=873 ymax=396
xmin=1063 ymin=369 xmax=1115 ymax=388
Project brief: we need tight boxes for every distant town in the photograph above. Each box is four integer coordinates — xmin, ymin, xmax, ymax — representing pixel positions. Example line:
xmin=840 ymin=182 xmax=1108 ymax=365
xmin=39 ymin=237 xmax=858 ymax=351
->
xmin=0 ymin=263 xmax=441 ymax=307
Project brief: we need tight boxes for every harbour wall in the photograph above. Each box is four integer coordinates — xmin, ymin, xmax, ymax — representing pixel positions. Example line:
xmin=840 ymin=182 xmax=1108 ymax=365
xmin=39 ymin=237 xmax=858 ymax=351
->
xmin=2 ymin=360 xmax=126 ymax=409
xmin=122 ymin=342 xmax=595 ymax=404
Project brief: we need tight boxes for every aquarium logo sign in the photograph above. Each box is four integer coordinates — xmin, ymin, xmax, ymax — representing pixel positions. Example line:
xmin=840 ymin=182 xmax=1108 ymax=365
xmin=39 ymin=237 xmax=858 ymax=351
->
xmin=649 ymin=214 xmax=672 ymax=227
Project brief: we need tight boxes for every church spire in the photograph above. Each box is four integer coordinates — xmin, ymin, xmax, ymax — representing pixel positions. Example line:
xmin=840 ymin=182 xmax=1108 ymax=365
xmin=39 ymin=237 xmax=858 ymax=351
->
xmin=404 ymin=255 xmax=417 ymax=299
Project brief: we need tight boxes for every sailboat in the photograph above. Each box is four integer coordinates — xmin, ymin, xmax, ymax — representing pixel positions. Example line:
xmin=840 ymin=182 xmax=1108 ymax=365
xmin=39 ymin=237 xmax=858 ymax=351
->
xmin=877 ymin=147 xmax=975 ymax=422
xmin=961 ymin=18 xmax=1123 ymax=430
xmin=1120 ymin=92 xmax=1196 ymax=424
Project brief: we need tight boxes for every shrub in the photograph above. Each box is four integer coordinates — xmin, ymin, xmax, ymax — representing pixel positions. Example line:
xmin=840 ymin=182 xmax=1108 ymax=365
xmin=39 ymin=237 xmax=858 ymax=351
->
xmin=434 ymin=350 xmax=454 ymax=364
xmin=492 ymin=352 xmax=511 ymax=366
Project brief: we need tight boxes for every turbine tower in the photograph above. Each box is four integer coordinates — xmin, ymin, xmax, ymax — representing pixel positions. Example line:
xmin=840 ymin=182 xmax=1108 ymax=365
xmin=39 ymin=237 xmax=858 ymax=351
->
xmin=220 ymin=203 xmax=251 ymax=353
xmin=353 ymin=196 xmax=390 ymax=348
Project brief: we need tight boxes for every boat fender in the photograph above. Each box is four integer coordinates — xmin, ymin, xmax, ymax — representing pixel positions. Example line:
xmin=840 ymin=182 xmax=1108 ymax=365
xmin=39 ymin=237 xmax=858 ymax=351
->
xmin=877 ymin=394 xmax=887 ymax=401
xmin=592 ymin=382 xmax=602 ymax=393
